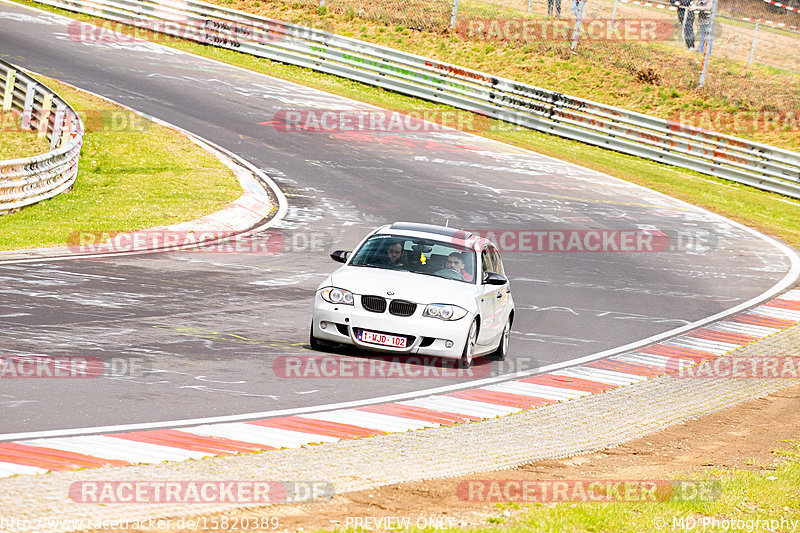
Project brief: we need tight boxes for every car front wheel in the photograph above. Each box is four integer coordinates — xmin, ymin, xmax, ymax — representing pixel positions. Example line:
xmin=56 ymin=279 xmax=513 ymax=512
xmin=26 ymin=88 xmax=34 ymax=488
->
xmin=488 ymin=316 xmax=511 ymax=361
xmin=460 ymin=318 xmax=478 ymax=368
xmin=309 ymin=321 xmax=333 ymax=352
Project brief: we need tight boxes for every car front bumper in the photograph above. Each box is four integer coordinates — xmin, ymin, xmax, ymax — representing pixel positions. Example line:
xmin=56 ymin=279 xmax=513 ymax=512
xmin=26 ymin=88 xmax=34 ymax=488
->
xmin=311 ymin=297 xmax=471 ymax=359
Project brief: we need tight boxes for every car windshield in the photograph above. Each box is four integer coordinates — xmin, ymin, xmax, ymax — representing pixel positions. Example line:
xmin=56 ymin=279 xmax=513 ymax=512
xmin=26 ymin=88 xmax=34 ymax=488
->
xmin=349 ymin=234 xmax=477 ymax=284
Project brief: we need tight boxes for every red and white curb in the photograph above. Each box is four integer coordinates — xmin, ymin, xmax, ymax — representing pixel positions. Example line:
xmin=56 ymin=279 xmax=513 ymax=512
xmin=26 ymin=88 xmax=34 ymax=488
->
xmin=740 ymin=17 xmax=800 ymax=31
xmin=761 ymin=0 xmax=800 ymax=14
xmin=1 ymin=289 xmax=799 ymax=478
xmin=619 ymin=0 xmax=677 ymax=11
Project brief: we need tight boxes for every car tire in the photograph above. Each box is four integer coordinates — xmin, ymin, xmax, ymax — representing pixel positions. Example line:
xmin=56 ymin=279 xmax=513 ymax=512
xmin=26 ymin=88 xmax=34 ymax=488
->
xmin=487 ymin=316 xmax=511 ymax=361
xmin=309 ymin=322 xmax=333 ymax=352
xmin=460 ymin=318 xmax=478 ymax=368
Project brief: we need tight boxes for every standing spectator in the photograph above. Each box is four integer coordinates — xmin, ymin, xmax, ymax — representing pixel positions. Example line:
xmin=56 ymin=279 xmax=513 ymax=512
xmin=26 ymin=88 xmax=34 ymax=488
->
xmin=692 ymin=0 xmax=713 ymax=53
xmin=675 ymin=0 xmax=695 ymax=49
xmin=548 ymin=0 xmax=562 ymax=17
xmin=571 ymin=0 xmax=585 ymax=19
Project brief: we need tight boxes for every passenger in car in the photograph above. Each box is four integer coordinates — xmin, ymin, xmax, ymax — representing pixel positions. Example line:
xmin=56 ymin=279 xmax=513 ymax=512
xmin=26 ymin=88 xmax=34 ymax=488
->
xmin=446 ymin=252 xmax=473 ymax=281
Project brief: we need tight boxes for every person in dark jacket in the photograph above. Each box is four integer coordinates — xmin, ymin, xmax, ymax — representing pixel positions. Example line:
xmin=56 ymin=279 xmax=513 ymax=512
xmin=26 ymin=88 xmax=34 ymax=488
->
xmin=675 ymin=0 xmax=695 ymax=49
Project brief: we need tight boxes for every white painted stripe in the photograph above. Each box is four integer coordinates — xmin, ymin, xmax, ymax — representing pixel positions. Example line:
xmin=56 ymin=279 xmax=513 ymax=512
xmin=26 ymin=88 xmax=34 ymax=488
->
xmin=778 ymin=289 xmax=800 ymax=301
xmin=614 ymin=353 xmax=687 ymax=369
xmin=684 ymin=333 xmax=748 ymax=349
xmin=400 ymin=396 xmax=522 ymax=418
xmin=753 ymin=305 xmax=800 ymax=321
xmin=485 ymin=381 xmax=588 ymax=401
xmin=0 ymin=461 xmax=48 ymax=477
xmin=182 ymin=423 xmax=339 ymax=448
xmin=299 ymin=410 xmax=434 ymax=432
xmin=664 ymin=337 xmax=738 ymax=355
xmin=19 ymin=436 xmax=207 ymax=463
xmin=550 ymin=367 xmax=646 ymax=385
xmin=680 ymin=334 xmax=747 ymax=353
xmin=710 ymin=321 xmax=778 ymax=337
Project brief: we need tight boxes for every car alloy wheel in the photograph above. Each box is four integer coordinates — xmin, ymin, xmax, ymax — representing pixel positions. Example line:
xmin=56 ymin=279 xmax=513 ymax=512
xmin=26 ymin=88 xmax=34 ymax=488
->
xmin=489 ymin=317 xmax=511 ymax=361
xmin=461 ymin=318 xmax=478 ymax=368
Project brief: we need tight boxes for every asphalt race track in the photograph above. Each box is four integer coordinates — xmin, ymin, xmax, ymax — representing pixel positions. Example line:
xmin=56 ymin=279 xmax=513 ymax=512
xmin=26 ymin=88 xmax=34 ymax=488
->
xmin=0 ymin=1 xmax=797 ymax=437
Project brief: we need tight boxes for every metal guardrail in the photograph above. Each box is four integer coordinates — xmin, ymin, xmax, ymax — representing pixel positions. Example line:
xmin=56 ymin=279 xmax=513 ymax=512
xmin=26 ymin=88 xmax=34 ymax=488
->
xmin=34 ymin=0 xmax=800 ymax=198
xmin=0 ymin=60 xmax=83 ymax=214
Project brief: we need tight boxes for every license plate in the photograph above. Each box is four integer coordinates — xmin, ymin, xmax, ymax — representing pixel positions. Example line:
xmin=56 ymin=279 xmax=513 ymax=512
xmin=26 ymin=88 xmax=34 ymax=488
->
xmin=357 ymin=329 xmax=407 ymax=348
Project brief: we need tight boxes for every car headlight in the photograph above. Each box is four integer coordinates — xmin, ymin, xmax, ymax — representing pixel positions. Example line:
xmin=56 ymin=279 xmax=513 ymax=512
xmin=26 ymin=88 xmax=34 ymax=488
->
xmin=320 ymin=287 xmax=354 ymax=305
xmin=423 ymin=304 xmax=467 ymax=321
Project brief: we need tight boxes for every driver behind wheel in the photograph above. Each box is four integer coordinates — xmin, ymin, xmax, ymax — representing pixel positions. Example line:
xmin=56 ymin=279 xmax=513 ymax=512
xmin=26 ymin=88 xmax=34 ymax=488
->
xmin=385 ymin=240 xmax=405 ymax=268
xmin=445 ymin=252 xmax=472 ymax=281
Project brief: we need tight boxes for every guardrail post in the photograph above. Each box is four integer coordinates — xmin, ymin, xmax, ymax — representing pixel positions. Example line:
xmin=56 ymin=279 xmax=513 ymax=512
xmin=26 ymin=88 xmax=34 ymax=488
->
xmin=22 ymin=82 xmax=36 ymax=129
xmin=747 ymin=22 xmax=759 ymax=67
xmin=62 ymin=114 xmax=75 ymax=147
xmin=450 ymin=0 xmax=459 ymax=29
xmin=37 ymin=93 xmax=53 ymax=140
xmin=2 ymin=69 xmax=15 ymax=112
xmin=51 ymin=104 xmax=66 ymax=150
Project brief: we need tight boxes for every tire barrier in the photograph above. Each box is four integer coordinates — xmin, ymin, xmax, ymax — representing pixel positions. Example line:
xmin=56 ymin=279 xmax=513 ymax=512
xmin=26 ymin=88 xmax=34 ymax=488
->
xmin=0 ymin=59 xmax=84 ymax=214
xmin=33 ymin=0 xmax=800 ymax=198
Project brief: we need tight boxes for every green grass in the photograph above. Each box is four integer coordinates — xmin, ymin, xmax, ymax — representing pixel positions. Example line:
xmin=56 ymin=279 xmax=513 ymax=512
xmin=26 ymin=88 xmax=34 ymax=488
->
xmin=472 ymin=443 xmax=800 ymax=532
xmin=0 ymin=77 xmax=241 ymax=250
xmin=0 ymin=111 xmax=49 ymax=159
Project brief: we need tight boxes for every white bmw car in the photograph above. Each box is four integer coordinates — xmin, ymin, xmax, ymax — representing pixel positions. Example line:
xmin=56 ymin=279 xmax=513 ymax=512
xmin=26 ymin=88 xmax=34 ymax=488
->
xmin=310 ymin=222 xmax=514 ymax=367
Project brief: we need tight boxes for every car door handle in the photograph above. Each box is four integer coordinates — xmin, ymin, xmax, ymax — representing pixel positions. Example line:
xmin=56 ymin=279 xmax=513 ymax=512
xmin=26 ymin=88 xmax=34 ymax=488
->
xmin=496 ymin=292 xmax=503 ymax=299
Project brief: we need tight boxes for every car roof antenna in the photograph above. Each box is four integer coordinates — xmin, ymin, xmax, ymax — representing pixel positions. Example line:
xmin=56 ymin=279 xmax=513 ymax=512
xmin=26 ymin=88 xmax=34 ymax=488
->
xmin=444 ymin=219 xmax=450 ymax=228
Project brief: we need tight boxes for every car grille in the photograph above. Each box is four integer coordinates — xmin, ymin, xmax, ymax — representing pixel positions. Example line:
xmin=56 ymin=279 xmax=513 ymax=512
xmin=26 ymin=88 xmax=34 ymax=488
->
xmin=389 ymin=300 xmax=417 ymax=317
xmin=361 ymin=295 xmax=387 ymax=313
xmin=361 ymin=296 xmax=417 ymax=317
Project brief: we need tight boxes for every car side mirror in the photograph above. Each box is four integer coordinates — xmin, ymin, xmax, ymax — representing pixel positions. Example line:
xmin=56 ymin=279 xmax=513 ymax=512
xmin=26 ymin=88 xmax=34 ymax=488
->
xmin=483 ymin=272 xmax=508 ymax=285
xmin=330 ymin=250 xmax=349 ymax=263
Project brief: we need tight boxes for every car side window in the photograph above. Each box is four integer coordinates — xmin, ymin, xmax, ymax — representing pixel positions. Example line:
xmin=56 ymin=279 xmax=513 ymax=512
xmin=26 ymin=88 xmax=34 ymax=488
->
xmin=481 ymin=249 xmax=493 ymax=280
xmin=489 ymin=247 xmax=504 ymax=275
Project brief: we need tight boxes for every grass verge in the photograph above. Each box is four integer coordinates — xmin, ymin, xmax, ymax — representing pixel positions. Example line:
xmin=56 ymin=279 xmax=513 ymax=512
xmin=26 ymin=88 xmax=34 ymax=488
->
xmin=0 ymin=76 xmax=241 ymax=250
xmin=0 ymin=111 xmax=49 ymax=159
xmin=467 ymin=441 xmax=800 ymax=532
